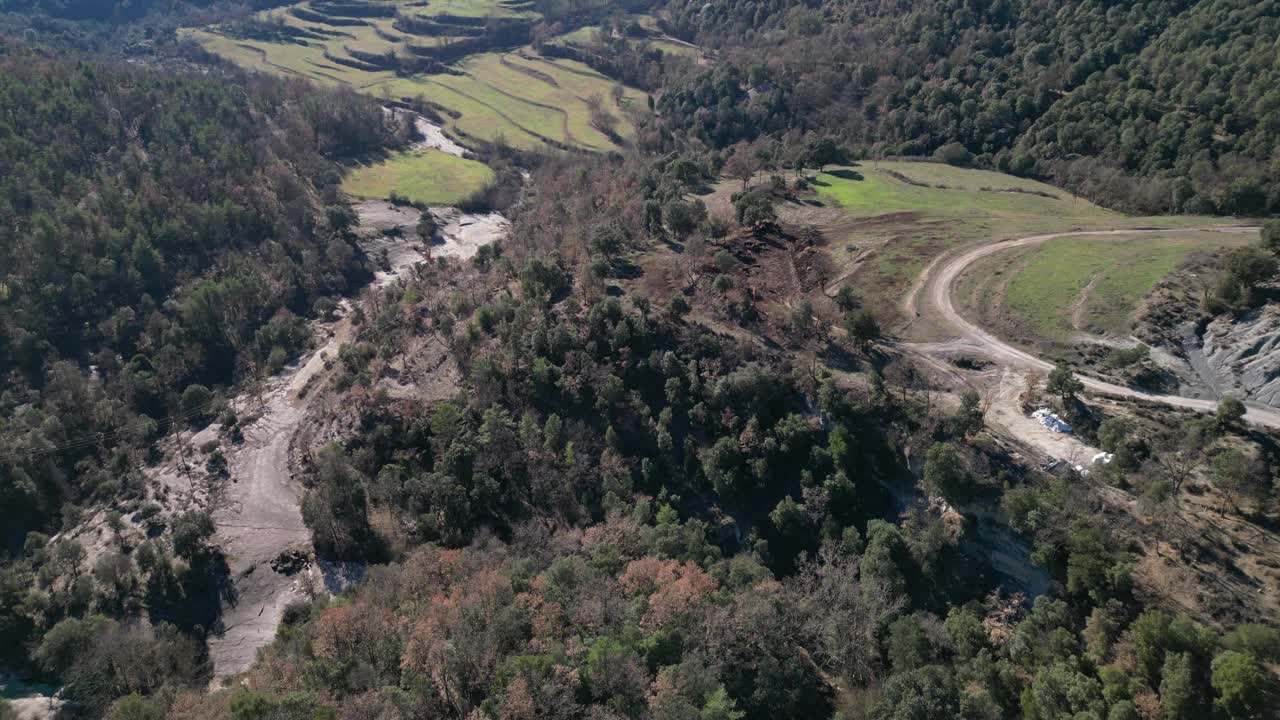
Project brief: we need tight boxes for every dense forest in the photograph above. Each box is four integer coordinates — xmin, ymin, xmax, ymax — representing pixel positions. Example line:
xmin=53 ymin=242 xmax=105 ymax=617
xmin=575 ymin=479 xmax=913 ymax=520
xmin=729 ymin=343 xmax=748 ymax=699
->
xmin=0 ymin=0 xmax=294 ymax=50
xmin=652 ymin=0 xmax=1279 ymax=215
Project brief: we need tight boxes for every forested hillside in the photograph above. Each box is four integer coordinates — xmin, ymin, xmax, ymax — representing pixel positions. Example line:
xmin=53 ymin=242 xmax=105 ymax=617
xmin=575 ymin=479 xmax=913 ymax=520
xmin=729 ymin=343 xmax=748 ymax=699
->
xmin=2 ymin=0 xmax=1280 ymax=717
xmin=0 ymin=41 xmax=417 ymax=716
xmin=1018 ymin=0 xmax=1279 ymax=214
xmin=0 ymin=40 xmax=407 ymax=544
xmin=0 ymin=0 xmax=292 ymax=49
xmin=8 ymin=0 xmax=1275 ymax=213
xmin=655 ymin=0 xmax=1279 ymax=215
xmin=158 ymin=153 xmax=1280 ymax=720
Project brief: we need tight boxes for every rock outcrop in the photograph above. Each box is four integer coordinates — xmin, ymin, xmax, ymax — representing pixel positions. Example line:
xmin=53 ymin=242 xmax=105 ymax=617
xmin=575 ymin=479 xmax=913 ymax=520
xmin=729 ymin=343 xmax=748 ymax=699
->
xmin=1200 ymin=304 xmax=1280 ymax=407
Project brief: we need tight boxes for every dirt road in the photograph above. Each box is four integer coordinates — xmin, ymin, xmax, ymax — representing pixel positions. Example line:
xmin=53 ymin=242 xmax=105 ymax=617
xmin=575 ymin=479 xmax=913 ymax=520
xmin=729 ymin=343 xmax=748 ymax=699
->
xmin=910 ymin=225 xmax=1280 ymax=429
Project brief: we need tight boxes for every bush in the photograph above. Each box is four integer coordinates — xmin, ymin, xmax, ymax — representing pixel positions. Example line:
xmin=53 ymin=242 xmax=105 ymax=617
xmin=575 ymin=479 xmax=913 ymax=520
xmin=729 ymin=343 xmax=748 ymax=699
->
xmin=700 ymin=214 xmax=730 ymax=239
xmin=1211 ymin=650 xmax=1273 ymax=719
xmin=1104 ymin=344 xmax=1149 ymax=369
xmin=109 ymin=693 xmax=166 ymax=720
xmin=924 ymin=442 xmax=974 ymax=505
xmin=171 ymin=511 xmax=215 ymax=560
xmin=179 ymin=384 xmax=214 ymax=425
xmin=714 ymin=250 xmax=737 ymax=273
xmin=314 ymin=296 xmax=338 ymax=321
xmin=1221 ymin=624 xmax=1280 ymax=662
xmin=266 ymin=346 xmax=289 ymax=373
xmin=1262 ymin=219 xmax=1280 ymax=255
xmin=520 ymin=257 xmax=568 ymax=300
xmin=844 ymin=310 xmax=880 ymax=348
xmin=733 ymin=191 xmax=776 ymax=227
xmin=933 ymin=142 xmax=973 ymax=166
xmin=1216 ymin=396 xmax=1246 ymax=432
xmin=452 ymin=185 xmax=492 ymax=213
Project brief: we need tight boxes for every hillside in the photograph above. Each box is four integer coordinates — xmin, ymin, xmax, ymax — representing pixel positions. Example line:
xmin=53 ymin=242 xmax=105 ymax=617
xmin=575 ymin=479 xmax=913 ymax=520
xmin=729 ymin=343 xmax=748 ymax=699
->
xmin=0 ymin=42 xmax=413 ymax=706
xmin=0 ymin=0 xmax=294 ymax=50
xmin=4 ymin=2 xmax=1280 ymax=720
xmin=657 ymin=0 xmax=1279 ymax=216
xmin=142 ymin=152 xmax=1280 ymax=720
xmin=7 ymin=0 xmax=1278 ymax=216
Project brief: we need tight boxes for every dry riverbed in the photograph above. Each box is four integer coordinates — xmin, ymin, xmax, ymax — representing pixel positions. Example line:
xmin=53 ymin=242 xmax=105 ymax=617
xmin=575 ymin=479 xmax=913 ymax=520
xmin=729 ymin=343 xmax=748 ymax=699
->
xmin=138 ymin=189 xmax=510 ymax=685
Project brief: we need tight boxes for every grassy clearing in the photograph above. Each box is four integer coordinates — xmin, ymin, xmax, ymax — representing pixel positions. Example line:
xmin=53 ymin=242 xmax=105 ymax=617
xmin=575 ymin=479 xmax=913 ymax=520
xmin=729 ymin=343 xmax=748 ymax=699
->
xmin=343 ymin=149 xmax=494 ymax=205
xmin=814 ymin=163 xmax=1104 ymax=217
xmin=644 ymin=38 xmax=699 ymax=57
xmin=552 ymin=25 xmax=600 ymax=43
xmin=1003 ymin=232 xmax=1250 ymax=341
xmin=183 ymin=28 xmax=396 ymax=86
xmin=488 ymin=54 xmax=645 ymax=147
xmin=406 ymin=0 xmax=537 ymax=19
xmin=545 ymin=13 xmax=692 ymax=57
xmin=811 ymin=162 xmax=1217 ymax=335
xmin=373 ymin=53 xmax=648 ymax=150
xmin=515 ymin=55 xmax=647 ymax=112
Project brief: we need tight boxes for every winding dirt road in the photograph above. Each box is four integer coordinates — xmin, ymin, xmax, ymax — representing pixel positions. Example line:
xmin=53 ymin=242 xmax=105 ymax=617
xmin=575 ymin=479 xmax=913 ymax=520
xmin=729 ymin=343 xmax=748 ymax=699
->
xmin=911 ymin=225 xmax=1280 ymax=429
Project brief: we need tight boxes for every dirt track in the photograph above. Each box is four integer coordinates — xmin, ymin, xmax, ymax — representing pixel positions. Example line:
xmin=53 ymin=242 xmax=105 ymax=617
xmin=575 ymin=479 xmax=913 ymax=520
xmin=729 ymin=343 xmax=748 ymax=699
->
xmin=910 ymin=225 xmax=1280 ymax=429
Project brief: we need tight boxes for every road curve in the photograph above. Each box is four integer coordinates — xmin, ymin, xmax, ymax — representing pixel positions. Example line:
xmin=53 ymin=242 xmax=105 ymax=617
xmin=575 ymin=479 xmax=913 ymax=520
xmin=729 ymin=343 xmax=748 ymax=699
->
xmin=919 ymin=225 xmax=1280 ymax=430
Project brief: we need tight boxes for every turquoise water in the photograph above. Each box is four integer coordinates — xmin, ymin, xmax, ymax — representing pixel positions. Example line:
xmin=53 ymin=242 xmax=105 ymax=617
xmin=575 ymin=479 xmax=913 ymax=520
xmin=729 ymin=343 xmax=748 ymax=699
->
xmin=1 ymin=675 xmax=58 ymax=699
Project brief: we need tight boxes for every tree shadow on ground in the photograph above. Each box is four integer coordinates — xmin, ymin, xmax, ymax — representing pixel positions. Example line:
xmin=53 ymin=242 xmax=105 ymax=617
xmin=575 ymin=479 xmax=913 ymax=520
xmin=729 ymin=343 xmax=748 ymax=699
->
xmin=145 ymin=548 xmax=234 ymax=639
xmin=827 ymin=168 xmax=864 ymax=181
xmin=821 ymin=341 xmax=865 ymax=372
xmin=608 ymin=258 xmax=643 ymax=280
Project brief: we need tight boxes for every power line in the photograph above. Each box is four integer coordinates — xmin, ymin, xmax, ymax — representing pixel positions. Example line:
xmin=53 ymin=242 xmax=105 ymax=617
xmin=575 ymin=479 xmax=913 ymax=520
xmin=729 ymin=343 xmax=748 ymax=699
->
xmin=0 ymin=393 xmax=232 ymax=464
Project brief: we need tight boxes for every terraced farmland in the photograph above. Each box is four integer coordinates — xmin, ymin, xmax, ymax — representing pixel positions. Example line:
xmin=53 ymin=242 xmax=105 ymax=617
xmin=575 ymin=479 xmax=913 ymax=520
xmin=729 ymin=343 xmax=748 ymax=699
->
xmin=182 ymin=0 xmax=649 ymax=152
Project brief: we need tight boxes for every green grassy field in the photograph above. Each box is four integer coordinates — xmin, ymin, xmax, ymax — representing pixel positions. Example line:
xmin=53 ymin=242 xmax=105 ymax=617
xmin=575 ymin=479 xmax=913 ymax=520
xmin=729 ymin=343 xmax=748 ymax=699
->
xmin=365 ymin=53 xmax=646 ymax=151
xmin=999 ymin=232 xmax=1250 ymax=341
xmin=408 ymin=0 xmax=537 ymax=19
xmin=182 ymin=0 xmax=650 ymax=154
xmin=645 ymin=38 xmax=699 ymax=56
xmin=495 ymin=54 xmax=644 ymax=145
xmin=811 ymin=162 xmax=1216 ymax=335
xmin=553 ymin=25 xmax=600 ymax=43
xmin=547 ymin=19 xmax=697 ymax=57
xmin=342 ymin=149 xmax=494 ymax=205
xmin=814 ymin=163 xmax=1094 ymax=215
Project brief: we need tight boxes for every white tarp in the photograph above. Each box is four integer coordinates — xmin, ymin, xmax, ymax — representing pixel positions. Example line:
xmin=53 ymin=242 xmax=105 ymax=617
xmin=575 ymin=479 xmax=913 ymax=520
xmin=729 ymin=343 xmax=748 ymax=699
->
xmin=1031 ymin=408 xmax=1072 ymax=433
